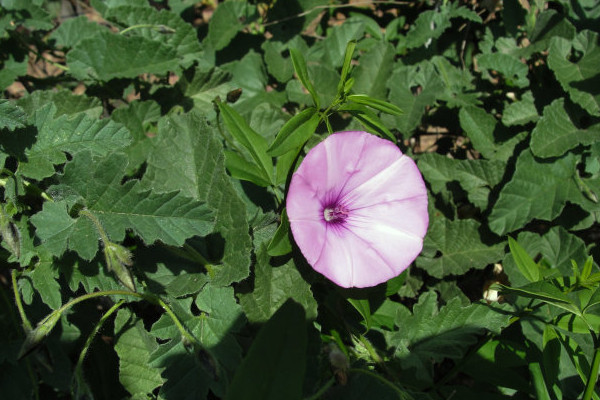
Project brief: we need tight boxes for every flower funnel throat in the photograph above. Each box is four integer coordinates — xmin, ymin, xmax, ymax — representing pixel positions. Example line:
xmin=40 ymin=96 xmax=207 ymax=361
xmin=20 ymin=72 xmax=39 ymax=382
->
xmin=286 ymin=131 xmax=429 ymax=288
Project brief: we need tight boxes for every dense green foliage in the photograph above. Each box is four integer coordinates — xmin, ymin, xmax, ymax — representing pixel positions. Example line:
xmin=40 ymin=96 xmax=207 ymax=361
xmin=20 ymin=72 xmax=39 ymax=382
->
xmin=1 ymin=0 xmax=599 ymax=399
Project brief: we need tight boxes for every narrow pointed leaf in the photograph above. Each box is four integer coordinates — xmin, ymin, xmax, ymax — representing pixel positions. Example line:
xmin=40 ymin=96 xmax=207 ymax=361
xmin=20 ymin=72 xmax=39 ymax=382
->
xmin=267 ymin=210 xmax=292 ymax=257
xmin=218 ymin=102 xmax=273 ymax=184
xmin=508 ymin=237 xmax=541 ymax=282
xmin=337 ymin=40 xmax=356 ymax=94
xmin=497 ymin=282 xmax=580 ymax=315
xmin=224 ymin=151 xmax=273 ymax=187
xmin=267 ymin=108 xmax=319 ymax=156
xmin=347 ymin=94 xmax=403 ymax=116
xmin=289 ymin=47 xmax=320 ymax=109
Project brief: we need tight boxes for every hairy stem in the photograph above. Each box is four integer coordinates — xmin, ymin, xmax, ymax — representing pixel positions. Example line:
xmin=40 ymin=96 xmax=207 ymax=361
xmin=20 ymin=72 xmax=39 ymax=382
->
xmin=303 ymin=378 xmax=335 ymax=400
xmin=75 ymin=300 xmax=125 ymax=373
xmin=348 ymin=368 xmax=408 ymax=398
xmin=11 ymin=270 xmax=32 ymax=331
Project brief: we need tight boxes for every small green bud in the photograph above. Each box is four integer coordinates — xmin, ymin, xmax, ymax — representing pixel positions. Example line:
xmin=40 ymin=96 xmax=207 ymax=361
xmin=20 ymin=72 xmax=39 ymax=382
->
xmin=18 ymin=311 xmax=62 ymax=359
xmin=104 ymin=242 xmax=136 ymax=292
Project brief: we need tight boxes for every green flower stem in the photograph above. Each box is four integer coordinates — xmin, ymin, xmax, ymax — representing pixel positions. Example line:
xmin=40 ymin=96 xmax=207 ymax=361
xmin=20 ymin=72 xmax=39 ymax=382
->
xmin=119 ymin=24 xmax=175 ymax=35
xmin=583 ymin=346 xmax=600 ymax=400
xmin=303 ymin=377 xmax=335 ymax=400
xmin=155 ymin=297 xmax=200 ymax=347
xmin=53 ymin=290 xmax=202 ymax=353
xmin=348 ymin=368 xmax=407 ymax=398
xmin=11 ymin=270 xmax=32 ymax=331
xmin=5 ymin=274 xmax=40 ymax=400
xmin=75 ymin=300 xmax=125 ymax=373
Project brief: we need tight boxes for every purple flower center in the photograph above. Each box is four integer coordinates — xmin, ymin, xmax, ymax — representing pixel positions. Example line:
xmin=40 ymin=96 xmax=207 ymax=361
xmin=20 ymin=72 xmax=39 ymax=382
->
xmin=323 ymin=204 xmax=349 ymax=223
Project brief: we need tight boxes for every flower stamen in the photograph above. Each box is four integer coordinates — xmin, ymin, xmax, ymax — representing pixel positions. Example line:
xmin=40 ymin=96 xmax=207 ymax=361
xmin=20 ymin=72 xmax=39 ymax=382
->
xmin=323 ymin=205 xmax=349 ymax=223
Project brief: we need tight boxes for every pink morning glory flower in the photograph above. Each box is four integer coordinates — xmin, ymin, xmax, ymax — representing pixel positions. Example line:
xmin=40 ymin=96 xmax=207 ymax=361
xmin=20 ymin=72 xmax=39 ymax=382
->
xmin=286 ymin=131 xmax=429 ymax=288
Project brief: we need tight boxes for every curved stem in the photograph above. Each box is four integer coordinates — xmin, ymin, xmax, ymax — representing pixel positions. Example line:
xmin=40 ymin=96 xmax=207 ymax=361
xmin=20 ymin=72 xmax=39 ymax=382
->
xmin=11 ymin=269 xmax=32 ymax=331
xmin=348 ymin=368 xmax=407 ymax=398
xmin=303 ymin=377 xmax=335 ymax=400
xmin=75 ymin=300 xmax=125 ymax=373
xmin=583 ymin=346 xmax=600 ymax=400
xmin=156 ymin=297 xmax=200 ymax=347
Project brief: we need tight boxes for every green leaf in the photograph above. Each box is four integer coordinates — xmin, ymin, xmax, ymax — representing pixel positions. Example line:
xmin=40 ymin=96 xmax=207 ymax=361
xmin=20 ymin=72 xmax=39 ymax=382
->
xmin=385 ymin=62 xmax=444 ymax=137
xmin=502 ymin=91 xmax=539 ymax=126
xmin=180 ymin=66 xmax=235 ymax=113
xmin=531 ymin=98 xmax=600 ymax=158
xmin=584 ymin=286 xmax=600 ymax=313
xmin=418 ymin=153 xmax=504 ymax=210
xmin=404 ymin=3 xmax=480 ymax=49
xmin=142 ymin=112 xmax=252 ymax=286
xmin=508 ymin=236 xmax=541 ymax=282
xmin=105 ymin=6 xmax=202 ymax=70
xmin=267 ymin=210 xmax=292 ymax=257
xmin=227 ymin=300 xmax=307 ymax=400
xmin=12 ymin=105 xmax=132 ymax=180
xmin=385 ymin=292 xmax=511 ymax=388
xmin=224 ymin=150 xmax=273 ymax=187
xmin=417 ymin=217 xmax=505 ymax=278
xmin=28 ymin=261 xmax=61 ymax=310
xmin=31 ymin=151 xmax=214 ymax=260
xmin=17 ymin=89 xmax=103 ymax=119
xmin=67 ymin=30 xmax=179 ymax=81
xmin=114 ymin=309 xmax=164 ymax=397
xmin=338 ymin=102 xmax=395 ymax=140
xmin=319 ymin=18 xmax=365 ymax=68
xmin=503 ymin=227 xmax=589 ymax=288
xmin=205 ymin=1 xmax=254 ymax=51
xmin=488 ymin=150 xmax=578 ymax=235
xmin=337 ymin=40 xmax=357 ymax=94
xmin=0 ymin=55 xmax=28 ymax=91
xmin=290 ymin=47 xmax=320 ymax=109
xmin=49 ymin=15 xmax=107 ymax=48
xmin=150 ymin=286 xmax=244 ymax=397
xmin=347 ymin=94 xmax=403 ymax=116
xmin=498 ymin=282 xmax=580 ymax=315
xmin=267 ymin=107 xmax=319 ymax=156
xmin=218 ymin=102 xmax=273 ymax=184
xmin=548 ymin=30 xmax=600 ymax=116
xmin=0 ymin=100 xmax=26 ymax=131
xmin=476 ymin=52 xmax=529 ymax=88
xmin=238 ymin=243 xmax=317 ymax=323
xmin=459 ymin=105 xmax=524 ymax=161
xmin=352 ymin=41 xmax=395 ymax=99
xmin=262 ymin=40 xmax=294 ymax=83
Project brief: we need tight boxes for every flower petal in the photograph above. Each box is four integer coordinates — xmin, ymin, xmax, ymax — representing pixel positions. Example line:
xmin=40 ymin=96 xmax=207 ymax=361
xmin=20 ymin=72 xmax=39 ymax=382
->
xmin=287 ymin=130 xmax=429 ymax=288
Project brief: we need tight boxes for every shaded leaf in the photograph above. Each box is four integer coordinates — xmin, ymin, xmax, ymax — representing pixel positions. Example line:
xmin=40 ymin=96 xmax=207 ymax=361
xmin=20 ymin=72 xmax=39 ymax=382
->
xmin=227 ymin=300 xmax=307 ymax=400
xmin=418 ymin=153 xmax=504 ymax=210
xmin=239 ymin=243 xmax=317 ymax=323
xmin=502 ymin=91 xmax=539 ymax=126
xmin=142 ymin=112 xmax=252 ymax=286
xmin=488 ymin=150 xmax=578 ymax=235
xmin=548 ymin=30 xmax=600 ymax=116
xmin=417 ymin=217 xmax=505 ymax=278
xmin=0 ymin=100 xmax=26 ymax=131
xmin=267 ymin=107 xmax=319 ymax=156
xmin=13 ymin=105 xmax=132 ymax=180
xmin=114 ymin=309 xmax=164 ymax=396
xmin=385 ymin=292 xmax=511 ymax=388
xmin=31 ymin=151 xmax=214 ymax=260
xmin=531 ymin=98 xmax=600 ymax=158
xmin=67 ymin=31 xmax=179 ymax=81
